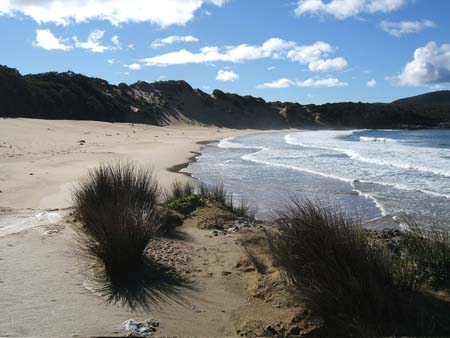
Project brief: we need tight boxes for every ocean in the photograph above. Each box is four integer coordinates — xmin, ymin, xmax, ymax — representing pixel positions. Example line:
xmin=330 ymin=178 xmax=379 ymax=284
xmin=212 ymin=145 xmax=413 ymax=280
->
xmin=182 ymin=129 xmax=450 ymax=225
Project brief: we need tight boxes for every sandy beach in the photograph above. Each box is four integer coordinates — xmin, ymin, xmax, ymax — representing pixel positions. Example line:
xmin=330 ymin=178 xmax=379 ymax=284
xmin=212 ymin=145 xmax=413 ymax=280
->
xmin=0 ymin=118 xmax=292 ymax=336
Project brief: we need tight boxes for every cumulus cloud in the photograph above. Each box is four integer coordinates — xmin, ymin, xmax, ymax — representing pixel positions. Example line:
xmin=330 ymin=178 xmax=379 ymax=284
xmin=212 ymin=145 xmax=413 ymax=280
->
xmin=74 ymin=30 xmax=110 ymax=53
xmin=380 ymin=20 xmax=435 ymax=37
xmin=151 ymin=35 xmax=199 ymax=49
xmin=216 ymin=69 xmax=239 ymax=82
xmin=0 ymin=0 xmax=226 ymax=27
xmin=140 ymin=38 xmax=347 ymax=72
xmin=126 ymin=63 xmax=142 ymax=71
xmin=396 ymin=42 xmax=450 ymax=86
xmin=257 ymin=77 xmax=349 ymax=89
xmin=367 ymin=79 xmax=377 ymax=87
xmin=34 ymin=29 xmax=72 ymax=51
xmin=295 ymin=0 xmax=406 ymax=20
xmin=287 ymin=41 xmax=348 ymax=72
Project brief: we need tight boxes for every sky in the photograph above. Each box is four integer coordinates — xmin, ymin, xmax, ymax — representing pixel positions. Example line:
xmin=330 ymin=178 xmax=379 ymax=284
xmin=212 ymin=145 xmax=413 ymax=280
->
xmin=1 ymin=0 xmax=450 ymax=104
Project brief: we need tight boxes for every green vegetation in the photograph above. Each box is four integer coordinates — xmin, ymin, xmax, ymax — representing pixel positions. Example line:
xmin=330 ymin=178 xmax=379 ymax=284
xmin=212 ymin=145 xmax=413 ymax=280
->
xmin=166 ymin=180 xmax=196 ymax=200
xmin=1 ymin=64 xmax=449 ymax=129
xmin=403 ymin=219 xmax=450 ymax=289
xmin=165 ymin=194 xmax=206 ymax=215
xmin=268 ymin=199 xmax=450 ymax=336
xmin=200 ymin=183 xmax=251 ymax=217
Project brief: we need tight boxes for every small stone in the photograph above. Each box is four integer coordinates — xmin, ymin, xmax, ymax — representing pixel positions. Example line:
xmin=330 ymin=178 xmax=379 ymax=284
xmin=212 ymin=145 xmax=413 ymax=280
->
xmin=287 ymin=325 xmax=301 ymax=335
xmin=265 ymin=324 xmax=277 ymax=335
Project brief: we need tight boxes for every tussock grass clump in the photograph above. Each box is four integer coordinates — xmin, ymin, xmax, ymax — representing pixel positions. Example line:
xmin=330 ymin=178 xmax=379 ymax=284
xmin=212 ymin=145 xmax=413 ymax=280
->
xmin=73 ymin=160 xmax=160 ymax=281
xmin=200 ymin=183 xmax=251 ymax=217
xmin=167 ymin=180 xmax=196 ymax=200
xmin=268 ymin=199 xmax=450 ymax=336
xmin=403 ymin=219 xmax=450 ymax=288
xmin=242 ymin=247 xmax=268 ymax=274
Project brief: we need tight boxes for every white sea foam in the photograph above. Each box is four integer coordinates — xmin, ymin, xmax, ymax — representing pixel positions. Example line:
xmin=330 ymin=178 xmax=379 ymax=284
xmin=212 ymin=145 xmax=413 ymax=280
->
xmin=0 ymin=209 xmax=64 ymax=237
xmin=285 ymin=132 xmax=450 ymax=178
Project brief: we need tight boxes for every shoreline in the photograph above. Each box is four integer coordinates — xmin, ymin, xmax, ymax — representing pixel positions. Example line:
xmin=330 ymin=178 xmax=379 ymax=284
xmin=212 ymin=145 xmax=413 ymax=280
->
xmin=166 ymin=140 xmax=216 ymax=175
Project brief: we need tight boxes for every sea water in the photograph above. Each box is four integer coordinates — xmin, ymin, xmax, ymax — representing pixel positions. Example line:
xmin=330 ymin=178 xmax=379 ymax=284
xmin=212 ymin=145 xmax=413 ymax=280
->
xmin=182 ymin=130 xmax=450 ymax=225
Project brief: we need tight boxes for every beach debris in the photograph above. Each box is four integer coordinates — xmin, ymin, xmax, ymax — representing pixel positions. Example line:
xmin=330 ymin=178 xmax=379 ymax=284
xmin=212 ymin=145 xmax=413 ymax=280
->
xmin=191 ymin=305 xmax=206 ymax=313
xmin=235 ymin=217 xmax=253 ymax=227
xmin=228 ymin=226 xmax=240 ymax=233
xmin=122 ymin=319 xmax=159 ymax=336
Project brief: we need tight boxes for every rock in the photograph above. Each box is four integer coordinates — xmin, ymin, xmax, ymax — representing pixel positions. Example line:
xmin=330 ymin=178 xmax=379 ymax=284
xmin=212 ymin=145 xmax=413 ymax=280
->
xmin=264 ymin=324 xmax=277 ymax=335
xmin=287 ymin=325 xmax=301 ymax=335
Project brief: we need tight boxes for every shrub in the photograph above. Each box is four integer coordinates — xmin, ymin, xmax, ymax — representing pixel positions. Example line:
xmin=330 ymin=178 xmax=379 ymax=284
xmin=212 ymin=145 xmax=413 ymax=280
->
xmin=165 ymin=194 xmax=205 ymax=215
xmin=267 ymin=199 xmax=450 ymax=336
xmin=403 ymin=219 xmax=450 ymax=288
xmin=73 ymin=160 xmax=160 ymax=280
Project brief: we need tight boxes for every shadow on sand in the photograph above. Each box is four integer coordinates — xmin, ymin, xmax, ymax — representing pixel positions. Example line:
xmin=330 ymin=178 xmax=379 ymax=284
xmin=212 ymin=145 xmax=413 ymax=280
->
xmin=85 ymin=255 xmax=193 ymax=312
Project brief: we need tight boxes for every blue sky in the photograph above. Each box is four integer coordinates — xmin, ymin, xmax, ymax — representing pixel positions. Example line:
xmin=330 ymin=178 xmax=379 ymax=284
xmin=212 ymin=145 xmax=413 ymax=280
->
xmin=1 ymin=0 xmax=450 ymax=104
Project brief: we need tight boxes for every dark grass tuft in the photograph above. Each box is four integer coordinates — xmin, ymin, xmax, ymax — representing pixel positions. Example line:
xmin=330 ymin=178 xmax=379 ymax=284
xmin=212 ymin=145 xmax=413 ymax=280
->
xmin=167 ymin=180 xmax=196 ymax=200
xmin=73 ymin=160 xmax=188 ymax=310
xmin=268 ymin=199 xmax=450 ymax=336
xmin=200 ymin=183 xmax=251 ymax=217
xmin=403 ymin=218 xmax=450 ymax=289
xmin=242 ymin=247 xmax=268 ymax=274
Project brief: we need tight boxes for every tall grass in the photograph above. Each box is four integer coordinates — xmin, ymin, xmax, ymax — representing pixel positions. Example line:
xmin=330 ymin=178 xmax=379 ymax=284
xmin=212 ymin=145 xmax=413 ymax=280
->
xmin=268 ymin=199 xmax=450 ymax=336
xmin=166 ymin=180 xmax=196 ymax=200
xmin=73 ymin=161 xmax=160 ymax=281
xmin=73 ymin=161 xmax=189 ymax=310
xmin=200 ymin=183 xmax=251 ymax=217
xmin=403 ymin=218 xmax=450 ymax=288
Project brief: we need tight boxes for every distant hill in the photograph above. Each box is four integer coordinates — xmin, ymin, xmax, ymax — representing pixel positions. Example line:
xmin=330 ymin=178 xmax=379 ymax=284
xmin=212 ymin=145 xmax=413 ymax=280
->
xmin=1 ymin=65 xmax=449 ymax=129
xmin=392 ymin=91 xmax=450 ymax=106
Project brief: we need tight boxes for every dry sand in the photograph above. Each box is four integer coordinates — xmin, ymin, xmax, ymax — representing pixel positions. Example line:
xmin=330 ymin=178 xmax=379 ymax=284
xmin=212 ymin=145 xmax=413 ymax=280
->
xmin=0 ymin=118 xmax=272 ymax=210
xmin=0 ymin=118 xmax=290 ymax=336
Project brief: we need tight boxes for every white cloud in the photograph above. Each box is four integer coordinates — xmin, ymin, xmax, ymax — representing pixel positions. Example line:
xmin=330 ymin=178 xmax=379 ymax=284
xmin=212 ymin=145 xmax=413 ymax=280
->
xmin=107 ymin=59 xmax=116 ymax=65
xmin=216 ymin=69 xmax=239 ymax=82
xmin=396 ymin=42 xmax=450 ymax=86
xmin=367 ymin=79 xmax=377 ymax=87
xmin=140 ymin=38 xmax=347 ymax=72
xmin=267 ymin=66 xmax=276 ymax=71
xmin=257 ymin=77 xmax=349 ymax=89
xmin=295 ymin=0 xmax=406 ymax=20
xmin=34 ymin=29 xmax=72 ymax=51
xmin=74 ymin=30 xmax=110 ymax=53
xmin=126 ymin=63 xmax=142 ymax=71
xmin=257 ymin=78 xmax=296 ymax=89
xmin=0 ymin=0 xmax=227 ymax=27
xmin=287 ymin=41 xmax=348 ymax=72
xmin=380 ymin=20 xmax=435 ymax=37
xmin=111 ymin=35 xmax=121 ymax=48
xmin=151 ymin=35 xmax=199 ymax=49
